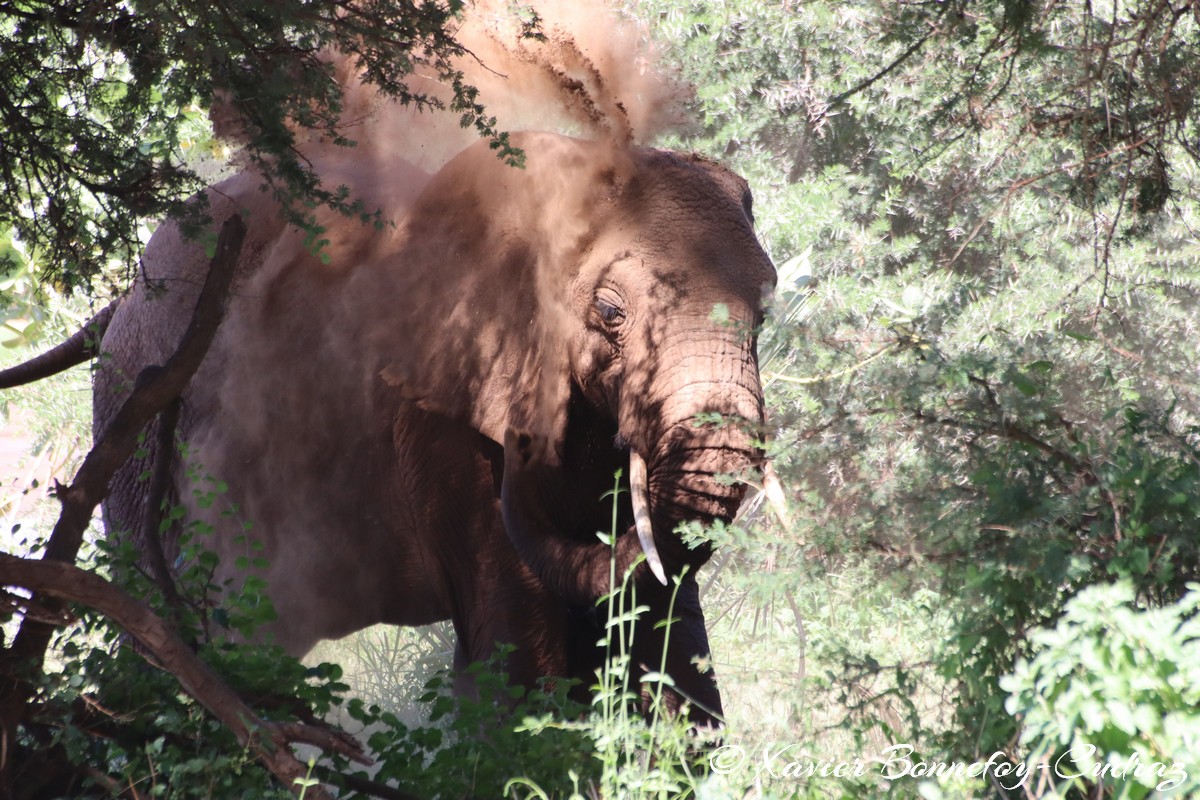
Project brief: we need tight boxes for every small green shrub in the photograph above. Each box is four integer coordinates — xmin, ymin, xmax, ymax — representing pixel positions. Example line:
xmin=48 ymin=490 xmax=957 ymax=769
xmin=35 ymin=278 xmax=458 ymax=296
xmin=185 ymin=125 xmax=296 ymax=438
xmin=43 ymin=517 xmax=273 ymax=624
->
xmin=1001 ymin=581 xmax=1200 ymax=799
xmin=349 ymin=659 xmax=594 ymax=800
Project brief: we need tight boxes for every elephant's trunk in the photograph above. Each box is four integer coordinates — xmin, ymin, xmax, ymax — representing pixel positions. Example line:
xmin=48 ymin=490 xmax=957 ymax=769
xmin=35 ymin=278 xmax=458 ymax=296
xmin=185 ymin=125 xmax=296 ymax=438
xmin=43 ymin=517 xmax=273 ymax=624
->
xmin=501 ymin=310 xmax=765 ymax=596
xmin=632 ymin=322 xmax=766 ymax=578
xmin=499 ymin=339 xmax=763 ymax=725
xmin=618 ymin=377 xmax=763 ymax=726
xmin=500 ymin=391 xmax=763 ymax=603
xmin=625 ymin=572 xmax=724 ymax=725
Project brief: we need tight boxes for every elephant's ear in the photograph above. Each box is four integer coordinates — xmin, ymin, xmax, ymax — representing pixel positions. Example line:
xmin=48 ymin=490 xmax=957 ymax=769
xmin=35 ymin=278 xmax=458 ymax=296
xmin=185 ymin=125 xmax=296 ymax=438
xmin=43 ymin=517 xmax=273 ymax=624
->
xmin=375 ymin=285 xmax=573 ymax=463
xmin=369 ymin=131 xmax=596 ymax=457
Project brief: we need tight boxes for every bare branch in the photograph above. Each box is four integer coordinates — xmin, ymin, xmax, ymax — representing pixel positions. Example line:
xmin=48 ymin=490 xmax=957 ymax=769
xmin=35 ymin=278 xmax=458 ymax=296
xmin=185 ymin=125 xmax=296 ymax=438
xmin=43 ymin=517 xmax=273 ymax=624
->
xmin=138 ymin=397 xmax=187 ymax=625
xmin=826 ymin=6 xmax=948 ymax=108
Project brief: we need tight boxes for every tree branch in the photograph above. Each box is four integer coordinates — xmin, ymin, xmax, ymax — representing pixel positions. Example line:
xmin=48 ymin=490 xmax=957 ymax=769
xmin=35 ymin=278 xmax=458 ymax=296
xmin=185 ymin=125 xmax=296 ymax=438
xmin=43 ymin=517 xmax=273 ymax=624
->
xmin=45 ymin=212 xmax=246 ymax=565
xmin=826 ymin=7 xmax=947 ymax=108
xmin=911 ymin=409 xmax=1092 ymax=479
xmin=0 ymin=553 xmax=365 ymax=799
xmin=0 ymin=213 xmax=246 ymax=790
xmin=138 ymin=397 xmax=187 ymax=627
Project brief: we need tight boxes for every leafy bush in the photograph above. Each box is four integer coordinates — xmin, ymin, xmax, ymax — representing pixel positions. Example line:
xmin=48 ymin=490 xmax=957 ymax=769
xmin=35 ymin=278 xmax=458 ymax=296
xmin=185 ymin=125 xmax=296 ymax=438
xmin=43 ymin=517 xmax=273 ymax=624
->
xmin=342 ymin=658 xmax=595 ymax=800
xmin=1002 ymin=581 xmax=1200 ymax=799
xmin=16 ymin=521 xmax=601 ymax=798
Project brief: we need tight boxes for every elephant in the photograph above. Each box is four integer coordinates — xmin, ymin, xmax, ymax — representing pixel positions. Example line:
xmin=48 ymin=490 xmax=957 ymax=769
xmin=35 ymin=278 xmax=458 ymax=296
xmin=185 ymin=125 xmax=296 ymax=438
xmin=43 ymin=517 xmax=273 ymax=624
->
xmin=93 ymin=130 xmax=777 ymax=726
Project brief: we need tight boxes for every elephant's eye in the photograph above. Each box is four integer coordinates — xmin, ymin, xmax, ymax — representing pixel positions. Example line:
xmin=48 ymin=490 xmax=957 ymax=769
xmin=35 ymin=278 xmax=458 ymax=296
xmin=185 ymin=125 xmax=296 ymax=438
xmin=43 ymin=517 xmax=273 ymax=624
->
xmin=594 ymin=291 xmax=626 ymax=327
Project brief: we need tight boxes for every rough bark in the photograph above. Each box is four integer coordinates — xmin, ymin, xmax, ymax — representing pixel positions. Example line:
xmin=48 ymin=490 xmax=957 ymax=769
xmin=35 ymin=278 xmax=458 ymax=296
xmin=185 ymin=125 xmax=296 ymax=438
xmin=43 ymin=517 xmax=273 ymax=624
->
xmin=138 ymin=396 xmax=187 ymax=626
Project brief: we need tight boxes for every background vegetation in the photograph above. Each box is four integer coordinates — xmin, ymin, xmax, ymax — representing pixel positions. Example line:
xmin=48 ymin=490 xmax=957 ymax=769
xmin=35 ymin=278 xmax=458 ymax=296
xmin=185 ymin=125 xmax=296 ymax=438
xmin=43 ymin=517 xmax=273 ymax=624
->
xmin=4 ymin=0 xmax=1200 ymax=797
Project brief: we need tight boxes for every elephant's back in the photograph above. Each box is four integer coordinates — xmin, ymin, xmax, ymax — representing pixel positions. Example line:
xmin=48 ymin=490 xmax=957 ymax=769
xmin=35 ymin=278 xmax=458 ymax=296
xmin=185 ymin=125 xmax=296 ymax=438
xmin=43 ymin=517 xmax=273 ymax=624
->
xmin=92 ymin=172 xmax=287 ymax=561
xmin=93 ymin=163 xmax=457 ymax=652
xmin=95 ymin=173 xmax=288 ymax=433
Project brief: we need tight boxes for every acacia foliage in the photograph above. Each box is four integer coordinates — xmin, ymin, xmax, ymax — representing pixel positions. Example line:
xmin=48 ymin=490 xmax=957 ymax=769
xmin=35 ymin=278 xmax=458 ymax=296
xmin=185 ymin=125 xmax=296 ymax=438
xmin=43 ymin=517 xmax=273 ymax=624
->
xmin=0 ymin=0 xmax=511 ymax=291
xmin=638 ymin=0 xmax=1200 ymax=771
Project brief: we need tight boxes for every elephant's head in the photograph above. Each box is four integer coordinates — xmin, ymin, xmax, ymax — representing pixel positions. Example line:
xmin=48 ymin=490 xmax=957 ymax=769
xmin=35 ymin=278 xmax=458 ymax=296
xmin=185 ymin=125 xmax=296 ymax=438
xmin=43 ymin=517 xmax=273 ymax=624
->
xmin=366 ymin=132 xmax=775 ymax=724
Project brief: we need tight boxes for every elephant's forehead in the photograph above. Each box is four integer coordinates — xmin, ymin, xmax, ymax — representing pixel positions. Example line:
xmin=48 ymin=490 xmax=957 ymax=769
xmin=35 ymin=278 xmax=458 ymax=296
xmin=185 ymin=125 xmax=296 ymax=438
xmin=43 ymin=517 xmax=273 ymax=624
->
xmin=632 ymin=162 xmax=744 ymax=212
xmin=606 ymin=197 xmax=774 ymax=288
xmin=624 ymin=159 xmax=768 ymax=253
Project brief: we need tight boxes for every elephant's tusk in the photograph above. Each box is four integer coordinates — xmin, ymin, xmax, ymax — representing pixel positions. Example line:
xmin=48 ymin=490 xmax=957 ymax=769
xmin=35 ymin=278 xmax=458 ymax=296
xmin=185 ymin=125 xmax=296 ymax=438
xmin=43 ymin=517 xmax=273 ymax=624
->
xmin=630 ymin=450 xmax=668 ymax=585
xmin=762 ymin=461 xmax=792 ymax=528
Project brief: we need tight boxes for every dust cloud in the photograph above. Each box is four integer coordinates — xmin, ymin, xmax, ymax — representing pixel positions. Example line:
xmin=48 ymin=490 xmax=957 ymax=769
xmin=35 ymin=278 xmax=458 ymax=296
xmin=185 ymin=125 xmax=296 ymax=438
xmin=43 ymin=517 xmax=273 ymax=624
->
xmin=86 ymin=0 xmax=723 ymax=656
xmin=305 ymin=0 xmax=688 ymax=175
xmin=162 ymin=2 xmax=697 ymax=615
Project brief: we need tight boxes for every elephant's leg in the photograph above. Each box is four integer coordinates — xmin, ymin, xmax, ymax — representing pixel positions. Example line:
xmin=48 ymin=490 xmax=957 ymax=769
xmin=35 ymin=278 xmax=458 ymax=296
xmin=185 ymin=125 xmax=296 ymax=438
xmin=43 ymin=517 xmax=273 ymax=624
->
xmin=447 ymin=518 xmax=574 ymax=701
xmin=382 ymin=411 xmax=573 ymax=699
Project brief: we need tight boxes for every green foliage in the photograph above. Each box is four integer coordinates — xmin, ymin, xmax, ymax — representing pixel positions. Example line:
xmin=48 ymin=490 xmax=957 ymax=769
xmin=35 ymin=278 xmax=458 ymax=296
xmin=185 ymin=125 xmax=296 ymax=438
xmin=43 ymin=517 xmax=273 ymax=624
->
xmin=16 ymin=485 xmax=596 ymax=797
xmin=0 ymin=231 xmax=53 ymax=349
xmin=503 ymin=561 xmax=722 ymax=800
xmin=39 ymin=640 xmax=315 ymax=799
xmin=347 ymin=660 xmax=594 ymax=800
xmin=635 ymin=0 xmax=1200 ymax=783
xmin=0 ymin=0 xmax=520 ymax=291
xmin=0 ymin=334 xmax=92 ymax=452
xmin=0 ymin=303 xmax=94 ymax=541
xmin=1001 ymin=581 xmax=1200 ymax=798
xmin=901 ymin=361 xmax=1200 ymax=757
xmin=18 ymin=523 xmax=330 ymax=796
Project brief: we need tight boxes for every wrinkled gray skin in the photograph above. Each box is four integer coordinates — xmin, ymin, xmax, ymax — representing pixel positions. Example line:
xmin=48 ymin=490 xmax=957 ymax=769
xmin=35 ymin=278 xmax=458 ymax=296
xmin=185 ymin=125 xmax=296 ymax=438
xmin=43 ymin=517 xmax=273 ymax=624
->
xmin=95 ymin=132 xmax=775 ymax=725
